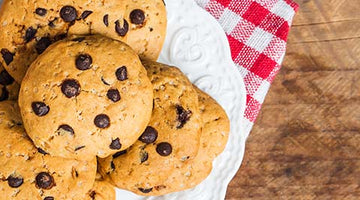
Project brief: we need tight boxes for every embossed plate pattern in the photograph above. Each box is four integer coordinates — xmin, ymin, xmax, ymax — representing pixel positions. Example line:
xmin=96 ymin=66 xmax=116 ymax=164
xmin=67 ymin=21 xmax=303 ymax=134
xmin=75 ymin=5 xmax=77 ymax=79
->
xmin=116 ymin=0 xmax=247 ymax=199
xmin=0 ymin=0 xmax=247 ymax=199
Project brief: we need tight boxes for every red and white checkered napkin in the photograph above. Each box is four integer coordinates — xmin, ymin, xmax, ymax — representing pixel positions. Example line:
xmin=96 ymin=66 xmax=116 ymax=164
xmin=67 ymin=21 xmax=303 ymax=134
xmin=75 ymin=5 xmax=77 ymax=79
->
xmin=195 ymin=0 xmax=299 ymax=133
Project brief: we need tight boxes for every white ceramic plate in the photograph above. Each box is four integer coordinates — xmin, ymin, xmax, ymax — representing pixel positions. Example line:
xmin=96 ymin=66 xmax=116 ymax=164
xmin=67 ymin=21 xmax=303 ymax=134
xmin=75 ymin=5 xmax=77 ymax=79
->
xmin=116 ymin=0 xmax=247 ymax=199
xmin=0 ymin=0 xmax=247 ymax=199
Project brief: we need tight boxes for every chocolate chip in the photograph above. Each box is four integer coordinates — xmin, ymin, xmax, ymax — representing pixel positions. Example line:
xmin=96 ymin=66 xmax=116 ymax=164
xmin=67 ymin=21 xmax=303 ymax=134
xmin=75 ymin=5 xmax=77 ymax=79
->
xmin=115 ymin=19 xmax=129 ymax=37
xmin=139 ymin=126 xmax=158 ymax=144
xmin=32 ymin=102 xmax=50 ymax=117
xmin=35 ymin=8 xmax=47 ymax=16
xmin=176 ymin=105 xmax=192 ymax=129
xmin=35 ymin=37 xmax=52 ymax=54
xmin=162 ymin=0 xmax=166 ymax=6
xmin=140 ymin=151 xmax=149 ymax=163
xmin=75 ymin=146 xmax=85 ymax=151
xmin=48 ymin=18 xmax=58 ymax=28
xmin=75 ymin=54 xmax=92 ymax=70
xmin=35 ymin=172 xmax=55 ymax=190
xmin=112 ymin=150 xmax=127 ymax=158
xmin=149 ymin=27 xmax=153 ymax=32
xmin=81 ymin=10 xmax=93 ymax=19
xmin=138 ymin=188 xmax=153 ymax=194
xmin=7 ymin=175 xmax=23 ymax=188
xmin=130 ymin=9 xmax=145 ymax=25
xmin=107 ymin=89 xmax=121 ymax=102
xmin=156 ymin=142 xmax=172 ymax=156
xmin=61 ymin=79 xmax=81 ymax=98
xmin=89 ymin=191 xmax=96 ymax=200
xmin=103 ymin=14 xmax=109 ymax=26
xmin=0 ymin=70 xmax=14 ymax=85
xmin=1 ymin=49 xmax=14 ymax=65
xmin=44 ymin=197 xmax=54 ymax=200
xmin=94 ymin=114 xmax=110 ymax=128
xmin=58 ymin=124 xmax=75 ymax=135
xmin=72 ymin=37 xmax=85 ymax=42
xmin=0 ymin=87 xmax=9 ymax=101
xmin=25 ymin=27 xmax=37 ymax=43
xmin=37 ymin=148 xmax=48 ymax=155
xmin=115 ymin=66 xmax=128 ymax=81
xmin=60 ymin=6 xmax=77 ymax=22
xmin=109 ymin=138 xmax=121 ymax=150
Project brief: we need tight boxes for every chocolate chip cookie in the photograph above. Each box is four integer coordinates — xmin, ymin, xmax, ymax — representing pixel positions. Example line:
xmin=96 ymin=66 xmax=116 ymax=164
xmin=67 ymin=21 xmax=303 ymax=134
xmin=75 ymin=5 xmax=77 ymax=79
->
xmin=0 ymin=101 xmax=97 ymax=199
xmin=0 ymin=64 xmax=19 ymax=101
xmin=148 ymin=87 xmax=231 ymax=196
xmin=98 ymin=60 xmax=202 ymax=195
xmin=18 ymin=36 xmax=153 ymax=161
xmin=0 ymin=0 xmax=167 ymax=82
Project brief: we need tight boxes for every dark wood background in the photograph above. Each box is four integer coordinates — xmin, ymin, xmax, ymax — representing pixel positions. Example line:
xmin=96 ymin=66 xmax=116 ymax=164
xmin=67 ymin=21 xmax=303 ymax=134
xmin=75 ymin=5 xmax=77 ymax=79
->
xmin=226 ymin=0 xmax=360 ymax=199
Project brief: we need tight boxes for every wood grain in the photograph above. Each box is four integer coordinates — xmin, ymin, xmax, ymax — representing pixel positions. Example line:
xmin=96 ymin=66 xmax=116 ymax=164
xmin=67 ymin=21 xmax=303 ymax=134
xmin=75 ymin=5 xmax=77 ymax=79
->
xmin=226 ymin=0 xmax=360 ymax=199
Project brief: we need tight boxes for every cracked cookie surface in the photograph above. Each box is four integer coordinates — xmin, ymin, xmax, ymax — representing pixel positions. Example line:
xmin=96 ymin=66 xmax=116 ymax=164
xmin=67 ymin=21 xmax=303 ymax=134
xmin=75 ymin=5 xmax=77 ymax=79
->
xmin=98 ymin=61 xmax=202 ymax=196
xmin=0 ymin=0 xmax=166 ymax=82
xmin=0 ymin=101 xmax=97 ymax=200
xmin=18 ymin=36 xmax=153 ymax=161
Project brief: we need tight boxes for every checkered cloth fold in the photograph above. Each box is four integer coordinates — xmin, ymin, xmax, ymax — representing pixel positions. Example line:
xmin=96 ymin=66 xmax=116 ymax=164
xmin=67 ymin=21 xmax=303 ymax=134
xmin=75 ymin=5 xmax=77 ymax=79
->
xmin=195 ymin=0 xmax=299 ymax=134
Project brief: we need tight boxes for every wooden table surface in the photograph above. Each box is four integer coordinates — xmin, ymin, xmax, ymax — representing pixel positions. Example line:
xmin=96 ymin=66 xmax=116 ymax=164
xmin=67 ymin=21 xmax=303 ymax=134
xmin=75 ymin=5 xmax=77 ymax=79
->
xmin=225 ymin=0 xmax=360 ymax=199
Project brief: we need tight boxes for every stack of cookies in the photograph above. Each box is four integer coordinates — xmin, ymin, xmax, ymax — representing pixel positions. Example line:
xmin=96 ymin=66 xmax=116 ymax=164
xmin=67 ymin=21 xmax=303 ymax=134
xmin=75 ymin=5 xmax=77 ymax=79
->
xmin=0 ymin=0 xmax=230 ymax=199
